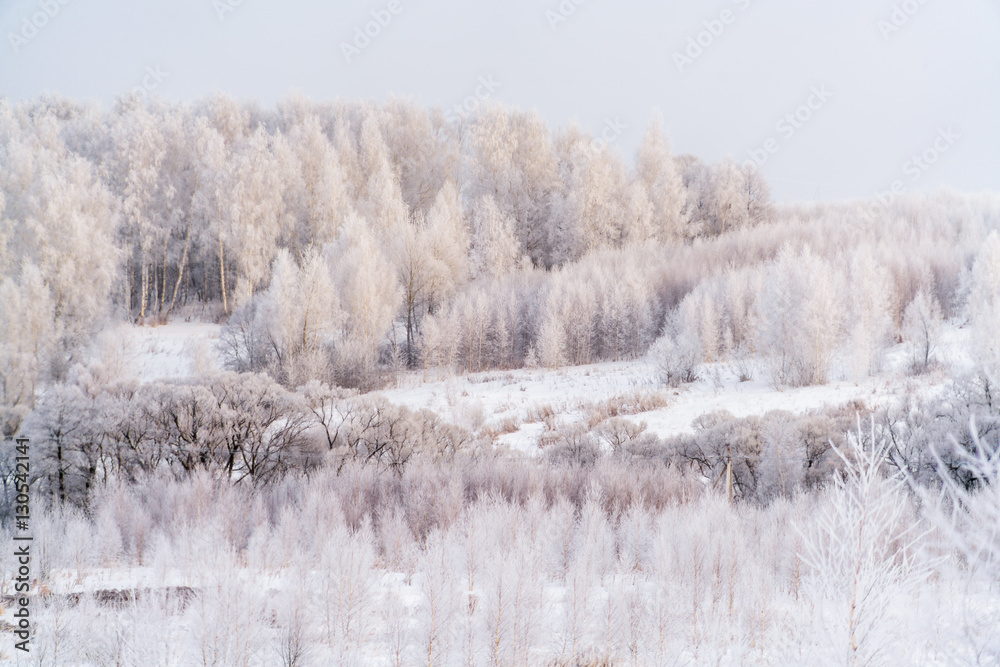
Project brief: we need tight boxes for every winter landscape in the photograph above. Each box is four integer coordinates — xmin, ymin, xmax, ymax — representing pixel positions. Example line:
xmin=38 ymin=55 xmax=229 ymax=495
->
xmin=2 ymin=1 xmax=1000 ymax=666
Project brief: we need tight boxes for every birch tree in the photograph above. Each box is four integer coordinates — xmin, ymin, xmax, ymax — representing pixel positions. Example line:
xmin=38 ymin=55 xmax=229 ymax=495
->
xmin=636 ymin=114 xmax=687 ymax=242
xmin=463 ymin=104 xmax=559 ymax=266
xmin=328 ymin=214 xmax=401 ymax=383
xmin=107 ymin=95 xmax=168 ymax=321
xmin=968 ymin=232 xmax=1000 ymax=378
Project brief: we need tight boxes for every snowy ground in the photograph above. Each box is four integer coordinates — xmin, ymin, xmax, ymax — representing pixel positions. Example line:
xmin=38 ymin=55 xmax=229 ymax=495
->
xmin=99 ymin=319 xmax=975 ymax=452
xmin=88 ymin=321 xmax=223 ymax=383
xmin=385 ymin=323 xmax=975 ymax=450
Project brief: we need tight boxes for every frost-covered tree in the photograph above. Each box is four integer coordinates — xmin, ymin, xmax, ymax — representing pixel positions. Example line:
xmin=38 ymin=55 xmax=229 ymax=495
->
xmin=394 ymin=182 xmax=469 ymax=366
xmin=968 ymin=232 xmax=1000 ymax=378
xmin=24 ymin=382 xmax=96 ymax=504
xmin=462 ymin=104 xmax=559 ymax=266
xmin=382 ymin=96 xmax=457 ymax=214
xmin=327 ymin=214 xmax=401 ymax=384
xmin=902 ymin=288 xmax=943 ymax=374
xmin=315 ymin=522 xmax=378 ymax=659
xmin=1 ymin=112 xmax=119 ymax=346
xmin=357 ymin=112 xmax=409 ymax=240
xmin=106 ymin=95 xmax=169 ymax=321
xmin=0 ymin=265 xmax=55 ymax=433
xmin=423 ymin=182 xmax=470 ymax=300
xmin=847 ymin=248 xmax=894 ymax=379
xmin=537 ymin=310 xmax=568 ymax=370
xmin=222 ymin=127 xmax=298 ymax=308
xmin=705 ymin=157 xmax=746 ymax=236
xmin=548 ymin=126 xmax=640 ymax=264
xmin=594 ymin=256 xmax=656 ymax=361
xmin=650 ymin=322 xmax=702 ymax=387
xmin=470 ymin=194 xmax=521 ymax=282
xmin=0 ymin=108 xmax=118 ymax=429
xmin=739 ymin=161 xmax=772 ymax=228
xmin=918 ymin=425 xmax=1000 ymax=660
xmin=240 ymin=248 xmax=343 ymax=386
xmin=635 ymin=114 xmax=687 ymax=242
xmin=286 ymin=113 xmax=351 ymax=251
xmin=185 ymin=116 xmax=231 ymax=309
xmin=756 ymin=245 xmax=844 ymax=387
xmin=678 ymin=154 xmax=712 ymax=237
xmin=799 ymin=427 xmax=926 ymax=666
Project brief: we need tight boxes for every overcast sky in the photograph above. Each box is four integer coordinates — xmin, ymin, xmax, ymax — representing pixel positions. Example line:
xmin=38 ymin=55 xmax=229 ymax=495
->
xmin=2 ymin=0 xmax=998 ymax=201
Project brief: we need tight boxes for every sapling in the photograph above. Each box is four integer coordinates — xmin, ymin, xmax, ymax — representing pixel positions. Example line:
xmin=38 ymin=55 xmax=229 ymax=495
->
xmin=798 ymin=422 xmax=928 ymax=666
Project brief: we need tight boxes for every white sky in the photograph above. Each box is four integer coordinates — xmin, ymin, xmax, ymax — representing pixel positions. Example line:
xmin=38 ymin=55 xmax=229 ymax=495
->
xmin=1 ymin=0 xmax=998 ymax=201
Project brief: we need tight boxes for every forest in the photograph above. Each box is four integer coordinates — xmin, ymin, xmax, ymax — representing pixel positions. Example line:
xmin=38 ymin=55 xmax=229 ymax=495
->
xmin=1 ymin=94 xmax=1000 ymax=665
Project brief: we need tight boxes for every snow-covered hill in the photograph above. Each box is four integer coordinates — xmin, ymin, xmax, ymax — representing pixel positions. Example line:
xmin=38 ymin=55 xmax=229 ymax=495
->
xmin=100 ymin=318 xmax=977 ymax=451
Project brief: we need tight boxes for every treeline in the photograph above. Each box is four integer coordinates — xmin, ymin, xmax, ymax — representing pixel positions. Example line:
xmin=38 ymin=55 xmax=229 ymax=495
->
xmin=3 ymin=95 xmax=1000 ymax=434
xmin=224 ymin=191 xmax=1000 ymax=397
xmin=0 ymin=93 xmax=770 ymax=429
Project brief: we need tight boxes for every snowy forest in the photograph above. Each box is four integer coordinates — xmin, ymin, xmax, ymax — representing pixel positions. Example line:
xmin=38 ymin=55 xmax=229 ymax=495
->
xmin=2 ymin=94 xmax=1000 ymax=665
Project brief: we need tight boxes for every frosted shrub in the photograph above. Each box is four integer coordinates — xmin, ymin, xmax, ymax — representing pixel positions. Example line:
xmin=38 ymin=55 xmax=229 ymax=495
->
xmin=650 ymin=329 xmax=701 ymax=387
xmin=798 ymin=425 xmax=927 ymax=666
xmin=901 ymin=288 xmax=943 ymax=375
xmin=914 ymin=420 xmax=1000 ymax=661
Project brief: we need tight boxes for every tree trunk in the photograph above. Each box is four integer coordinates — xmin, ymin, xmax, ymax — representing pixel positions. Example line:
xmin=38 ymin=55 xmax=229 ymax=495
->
xmin=406 ymin=296 xmax=416 ymax=368
xmin=219 ymin=231 xmax=228 ymax=315
xmin=57 ymin=444 xmax=65 ymax=504
xmin=160 ymin=236 xmax=169 ymax=316
xmin=166 ymin=224 xmax=192 ymax=317
xmin=139 ymin=256 xmax=149 ymax=322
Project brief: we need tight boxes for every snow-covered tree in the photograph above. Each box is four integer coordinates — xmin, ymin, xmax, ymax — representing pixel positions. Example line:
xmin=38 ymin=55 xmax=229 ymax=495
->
xmin=394 ymin=182 xmax=469 ymax=366
xmin=755 ymin=245 xmax=845 ymax=387
xmin=0 ymin=264 xmax=55 ymax=433
xmin=106 ymin=95 xmax=169 ymax=321
xmin=222 ymin=127 xmax=297 ymax=309
xmin=469 ymin=194 xmax=521 ymax=282
xmin=799 ymin=427 xmax=926 ymax=666
xmin=548 ymin=125 xmax=639 ymax=264
xmin=635 ymin=114 xmax=687 ymax=242
xmin=462 ymin=104 xmax=559 ymax=266
xmin=286 ymin=113 xmax=351 ymax=251
xmin=327 ymin=214 xmax=401 ymax=384
xmin=847 ymin=248 xmax=894 ymax=379
xmin=357 ymin=112 xmax=409 ymax=240
xmin=902 ymin=287 xmax=943 ymax=374
xmin=968 ymin=232 xmax=1000 ymax=378
xmin=239 ymin=248 xmax=343 ymax=386
xmin=739 ymin=161 xmax=772 ymax=228
xmin=0 ymin=108 xmax=118 ymax=429
xmin=705 ymin=157 xmax=747 ymax=236
xmin=381 ymin=96 xmax=457 ymax=214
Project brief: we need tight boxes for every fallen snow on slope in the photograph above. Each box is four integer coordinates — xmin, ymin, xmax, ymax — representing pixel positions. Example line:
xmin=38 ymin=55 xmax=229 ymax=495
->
xmin=89 ymin=321 xmax=223 ymax=383
xmin=383 ymin=359 xmax=882 ymax=448
xmin=105 ymin=320 xmax=975 ymax=449
xmin=382 ymin=323 xmax=975 ymax=447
